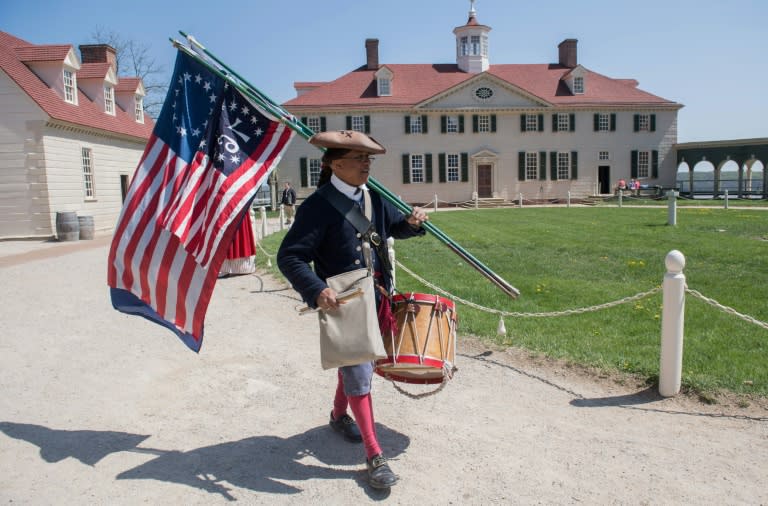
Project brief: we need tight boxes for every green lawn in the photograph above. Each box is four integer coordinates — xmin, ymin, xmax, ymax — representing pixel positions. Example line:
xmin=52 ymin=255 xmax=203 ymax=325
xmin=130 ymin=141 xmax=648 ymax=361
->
xmin=256 ymin=206 xmax=768 ymax=398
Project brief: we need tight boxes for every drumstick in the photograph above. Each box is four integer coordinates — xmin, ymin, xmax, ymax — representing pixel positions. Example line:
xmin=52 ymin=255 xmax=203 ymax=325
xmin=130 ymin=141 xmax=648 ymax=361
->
xmin=298 ymin=287 xmax=364 ymax=315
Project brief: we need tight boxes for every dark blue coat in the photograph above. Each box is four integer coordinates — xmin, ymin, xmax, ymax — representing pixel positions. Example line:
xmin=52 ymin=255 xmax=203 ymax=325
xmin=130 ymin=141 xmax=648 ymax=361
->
xmin=277 ymin=183 xmax=424 ymax=308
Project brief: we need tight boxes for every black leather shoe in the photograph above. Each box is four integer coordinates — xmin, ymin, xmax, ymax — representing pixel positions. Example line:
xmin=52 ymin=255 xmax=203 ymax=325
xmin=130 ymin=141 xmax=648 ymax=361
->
xmin=366 ymin=454 xmax=399 ymax=489
xmin=329 ymin=411 xmax=362 ymax=443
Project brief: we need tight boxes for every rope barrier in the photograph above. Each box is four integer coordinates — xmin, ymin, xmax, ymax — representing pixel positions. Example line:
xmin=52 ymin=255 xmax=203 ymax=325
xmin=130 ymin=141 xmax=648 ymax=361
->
xmin=686 ymin=287 xmax=768 ymax=331
xmin=396 ymin=260 xmax=662 ymax=318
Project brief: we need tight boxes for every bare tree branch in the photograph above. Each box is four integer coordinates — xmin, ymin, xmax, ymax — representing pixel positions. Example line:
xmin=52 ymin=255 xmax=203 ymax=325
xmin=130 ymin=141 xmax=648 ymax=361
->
xmin=90 ymin=27 xmax=168 ymax=118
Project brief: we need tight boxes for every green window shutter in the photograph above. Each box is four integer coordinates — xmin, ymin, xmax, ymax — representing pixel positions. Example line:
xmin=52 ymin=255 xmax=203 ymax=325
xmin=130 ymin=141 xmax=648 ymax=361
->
xmin=364 ymin=115 xmax=370 ymax=134
xmin=539 ymin=151 xmax=547 ymax=180
xmin=422 ymin=115 xmax=429 ymax=134
xmin=571 ymin=151 xmax=578 ymax=179
xmin=441 ymin=115 xmax=447 ymax=133
xmin=633 ymin=114 xmax=639 ymax=132
xmin=301 ymin=116 xmax=307 ymax=127
xmin=550 ymin=151 xmax=558 ymax=180
xmin=518 ymin=151 xmax=526 ymax=181
xmin=425 ymin=154 xmax=433 ymax=183
xmin=439 ymin=153 xmax=446 ymax=183
xmin=650 ymin=114 xmax=656 ymax=132
xmin=520 ymin=114 xmax=526 ymax=132
xmin=405 ymin=116 xmax=411 ymax=134
xmin=552 ymin=114 xmax=558 ymax=132
xmin=491 ymin=114 xmax=497 ymax=132
xmin=346 ymin=116 xmax=352 ymax=130
xmin=569 ymin=113 xmax=575 ymax=132
xmin=538 ymin=114 xmax=544 ymax=132
xmin=458 ymin=115 xmax=465 ymax=133
xmin=300 ymin=158 xmax=308 ymax=187
xmin=631 ymin=150 xmax=638 ymax=178
xmin=402 ymin=154 xmax=410 ymax=184
xmin=320 ymin=117 xmax=327 ymax=132
xmin=461 ymin=152 xmax=469 ymax=182
xmin=593 ymin=114 xmax=599 ymax=131
xmin=652 ymin=150 xmax=659 ymax=178
xmin=472 ymin=114 xmax=479 ymax=133
xmin=610 ymin=113 xmax=616 ymax=131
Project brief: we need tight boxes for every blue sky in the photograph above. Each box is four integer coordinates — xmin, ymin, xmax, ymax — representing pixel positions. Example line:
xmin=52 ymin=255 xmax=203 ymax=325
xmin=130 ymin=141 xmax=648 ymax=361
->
xmin=2 ymin=0 xmax=765 ymax=143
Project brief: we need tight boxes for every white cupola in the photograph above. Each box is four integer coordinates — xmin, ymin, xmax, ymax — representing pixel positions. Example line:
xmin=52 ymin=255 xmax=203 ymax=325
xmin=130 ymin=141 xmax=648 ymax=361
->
xmin=453 ymin=0 xmax=491 ymax=73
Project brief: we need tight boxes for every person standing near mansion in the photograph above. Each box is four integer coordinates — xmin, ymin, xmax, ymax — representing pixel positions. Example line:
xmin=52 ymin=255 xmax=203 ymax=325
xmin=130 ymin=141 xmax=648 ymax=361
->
xmin=281 ymin=182 xmax=297 ymax=224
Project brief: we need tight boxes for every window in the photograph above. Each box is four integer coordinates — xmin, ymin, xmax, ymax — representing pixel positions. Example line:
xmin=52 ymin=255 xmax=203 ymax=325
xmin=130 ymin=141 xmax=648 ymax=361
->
xmin=410 ymin=115 xmax=422 ymax=134
xmin=598 ymin=113 xmax=610 ymax=132
xmin=378 ymin=78 xmax=391 ymax=96
xmin=446 ymin=154 xmax=460 ymax=182
xmin=410 ymin=154 xmax=424 ymax=183
xmin=557 ymin=113 xmax=570 ymax=132
xmin=63 ymin=70 xmax=76 ymax=104
xmin=525 ymin=152 xmax=539 ymax=181
xmin=481 ymin=34 xmax=488 ymax=57
xmin=309 ymin=158 xmax=321 ymax=186
xmin=81 ymin=147 xmax=94 ymax=198
xmin=135 ymin=95 xmax=144 ymax=123
xmin=350 ymin=115 xmax=366 ymax=132
xmin=460 ymin=36 xmax=469 ymax=56
xmin=526 ymin=114 xmax=539 ymax=132
xmin=477 ymin=115 xmax=490 ymax=132
xmin=475 ymin=87 xmax=493 ymax=101
xmin=599 ymin=151 xmax=610 ymax=161
xmin=574 ymin=76 xmax=584 ymax=94
xmin=104 ymin=86 xmax=115 ymax=115
xmin=470 ymin=35 xmax=481 ymax=56
xmin=637 ymin=151 xmax=650 ymax=178
xmin=633 ymin=113 xmax=656 ymax=132
xmin=446 ymin=116 xmax=459 ymax=133
xmin=558 ymin=152 xmax=571 ymax=180
xmin=306 ymin=116 xmax=321 ymax=132
xmin=638 ymin=114 xmax=650 ymax=131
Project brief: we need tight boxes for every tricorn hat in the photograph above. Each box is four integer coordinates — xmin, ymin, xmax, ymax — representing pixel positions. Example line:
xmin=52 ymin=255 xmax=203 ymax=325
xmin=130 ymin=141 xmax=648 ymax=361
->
xmin=309 ymin=130 xmax=386 ymax=154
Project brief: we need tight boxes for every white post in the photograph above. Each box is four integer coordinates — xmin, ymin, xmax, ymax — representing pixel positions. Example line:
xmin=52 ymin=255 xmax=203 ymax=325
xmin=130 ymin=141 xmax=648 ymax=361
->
xmin=659 ymin=250 xmax=686 ymax=397
xmin=567 ymin=191 xmax=571 ymax=208
xmin=387 ymin=237 xmax=396 ymax=289
xmin=667 ymin=190 xmax=677 ymax=226
xmin=249 ymin=207 xmax=258 ymax=241
xmin=434 ymin=194 xmax=439 ymax=213
xmin=724 ymin=189 xmax=729 ymax=210
xmin=518 ymin=193 xmax=523 ymax=208
xmin=279 ymin=204 xmax=285 ymax=231
xmin=259 ymin=206 xmax=268 ymax=238
xmin=618 ymin=190 xmax=623 ymax=208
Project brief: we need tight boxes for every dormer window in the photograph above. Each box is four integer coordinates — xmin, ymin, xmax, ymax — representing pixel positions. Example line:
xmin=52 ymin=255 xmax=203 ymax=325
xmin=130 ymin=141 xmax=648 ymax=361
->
xmin=63 ymin=69 xmax=77 ymax=104
xmin=135 ymin=94 xmax=144 ymax=123
xmin=104 ymin=85 xmax=115 ymax=115
xmin=378 ymin=77 xmax=391 ymax=96
xmin=574 ymin=76 xmax=584 ymax=94
xmin=374 ymin=66 xmax=393 ymax=97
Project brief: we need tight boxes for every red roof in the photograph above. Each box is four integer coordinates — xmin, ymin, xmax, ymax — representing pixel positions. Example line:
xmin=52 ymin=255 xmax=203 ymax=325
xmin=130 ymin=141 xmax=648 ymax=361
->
xmin=77 ymin=62 xmax=112 ymax=80
xmin=115 ymin=77 xmax=142 ymax=93
xmin=284 ymin=63 xmax=679 ymax=109
xmin=0 ymin=31 xmax=153 ymax=140
xmin=14 ymin=45 xmax=72 ymax=62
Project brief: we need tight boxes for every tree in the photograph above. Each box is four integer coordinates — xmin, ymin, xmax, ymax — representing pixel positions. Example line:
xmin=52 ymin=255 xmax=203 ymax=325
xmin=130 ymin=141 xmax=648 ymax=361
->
xmin=90 ymin=27 xmax=168 ymax=118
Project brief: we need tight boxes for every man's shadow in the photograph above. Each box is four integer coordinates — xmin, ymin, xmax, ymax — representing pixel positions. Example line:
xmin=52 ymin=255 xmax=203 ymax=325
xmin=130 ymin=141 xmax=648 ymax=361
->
xmin=0 ymin=421 xmax=410 ymax=500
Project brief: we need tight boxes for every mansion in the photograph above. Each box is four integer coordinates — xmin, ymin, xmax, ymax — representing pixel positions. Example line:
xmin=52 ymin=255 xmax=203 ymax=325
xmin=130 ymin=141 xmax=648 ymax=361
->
xmin=279 ymin=4 xmax=682 ymax=204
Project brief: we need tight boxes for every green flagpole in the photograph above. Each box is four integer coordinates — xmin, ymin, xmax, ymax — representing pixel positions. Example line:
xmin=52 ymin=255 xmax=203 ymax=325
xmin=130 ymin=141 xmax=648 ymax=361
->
xmin=172 ymin=35 xmax=520 ymax=299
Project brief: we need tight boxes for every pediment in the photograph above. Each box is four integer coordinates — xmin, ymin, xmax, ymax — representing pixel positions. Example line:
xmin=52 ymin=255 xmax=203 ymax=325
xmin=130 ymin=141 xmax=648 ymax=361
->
xmin=417 ymin=74 xmax=550 ymax=110
xmin=471 ymin=149 xmax=499 ymax=160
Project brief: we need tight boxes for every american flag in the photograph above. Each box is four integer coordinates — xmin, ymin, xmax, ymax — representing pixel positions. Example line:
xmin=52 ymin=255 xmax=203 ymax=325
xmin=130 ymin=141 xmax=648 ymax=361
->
xmin=108 ymin=50 xmax=294 ymax=352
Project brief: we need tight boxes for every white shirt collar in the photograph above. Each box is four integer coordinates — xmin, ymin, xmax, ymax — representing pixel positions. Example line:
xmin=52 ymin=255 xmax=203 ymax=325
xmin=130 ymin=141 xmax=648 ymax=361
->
xmin=331 ymin=174 xmax=367 ymax=201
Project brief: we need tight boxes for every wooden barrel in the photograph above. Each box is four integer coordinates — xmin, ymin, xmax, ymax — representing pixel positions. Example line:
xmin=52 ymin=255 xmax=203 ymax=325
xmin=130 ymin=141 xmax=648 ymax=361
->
xmin=77 ymin=215 xmax=95 ymax=240
xmin=55 ymin=212 xmax=79 ymax=242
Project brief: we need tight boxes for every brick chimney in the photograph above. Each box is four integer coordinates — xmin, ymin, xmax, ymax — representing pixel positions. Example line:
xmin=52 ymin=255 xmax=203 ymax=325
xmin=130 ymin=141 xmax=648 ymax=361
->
xmin=365 ymin=38 xmax=379 ymax=70
xmin=558 ymin=39 xmax=578 ymax=68
xmin=79 ymin=44 xmax=117 ymax=72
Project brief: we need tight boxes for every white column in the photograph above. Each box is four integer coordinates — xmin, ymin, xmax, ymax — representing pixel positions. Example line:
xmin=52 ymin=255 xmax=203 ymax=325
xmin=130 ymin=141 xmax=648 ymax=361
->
xmin=659 ymin=250 xmax=686 ymax=397
xmin=279 ymin=204 xmax=285 ymax=231
xmin=259 ymin=206 xmax=268 ymax=238
xmin=667 ymin=190 xmax=677 ymax=226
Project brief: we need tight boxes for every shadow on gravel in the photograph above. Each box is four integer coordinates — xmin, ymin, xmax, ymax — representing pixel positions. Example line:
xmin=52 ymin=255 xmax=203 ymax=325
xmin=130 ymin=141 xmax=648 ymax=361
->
xmin=0 ymin=421 xmax=410 ymax=500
